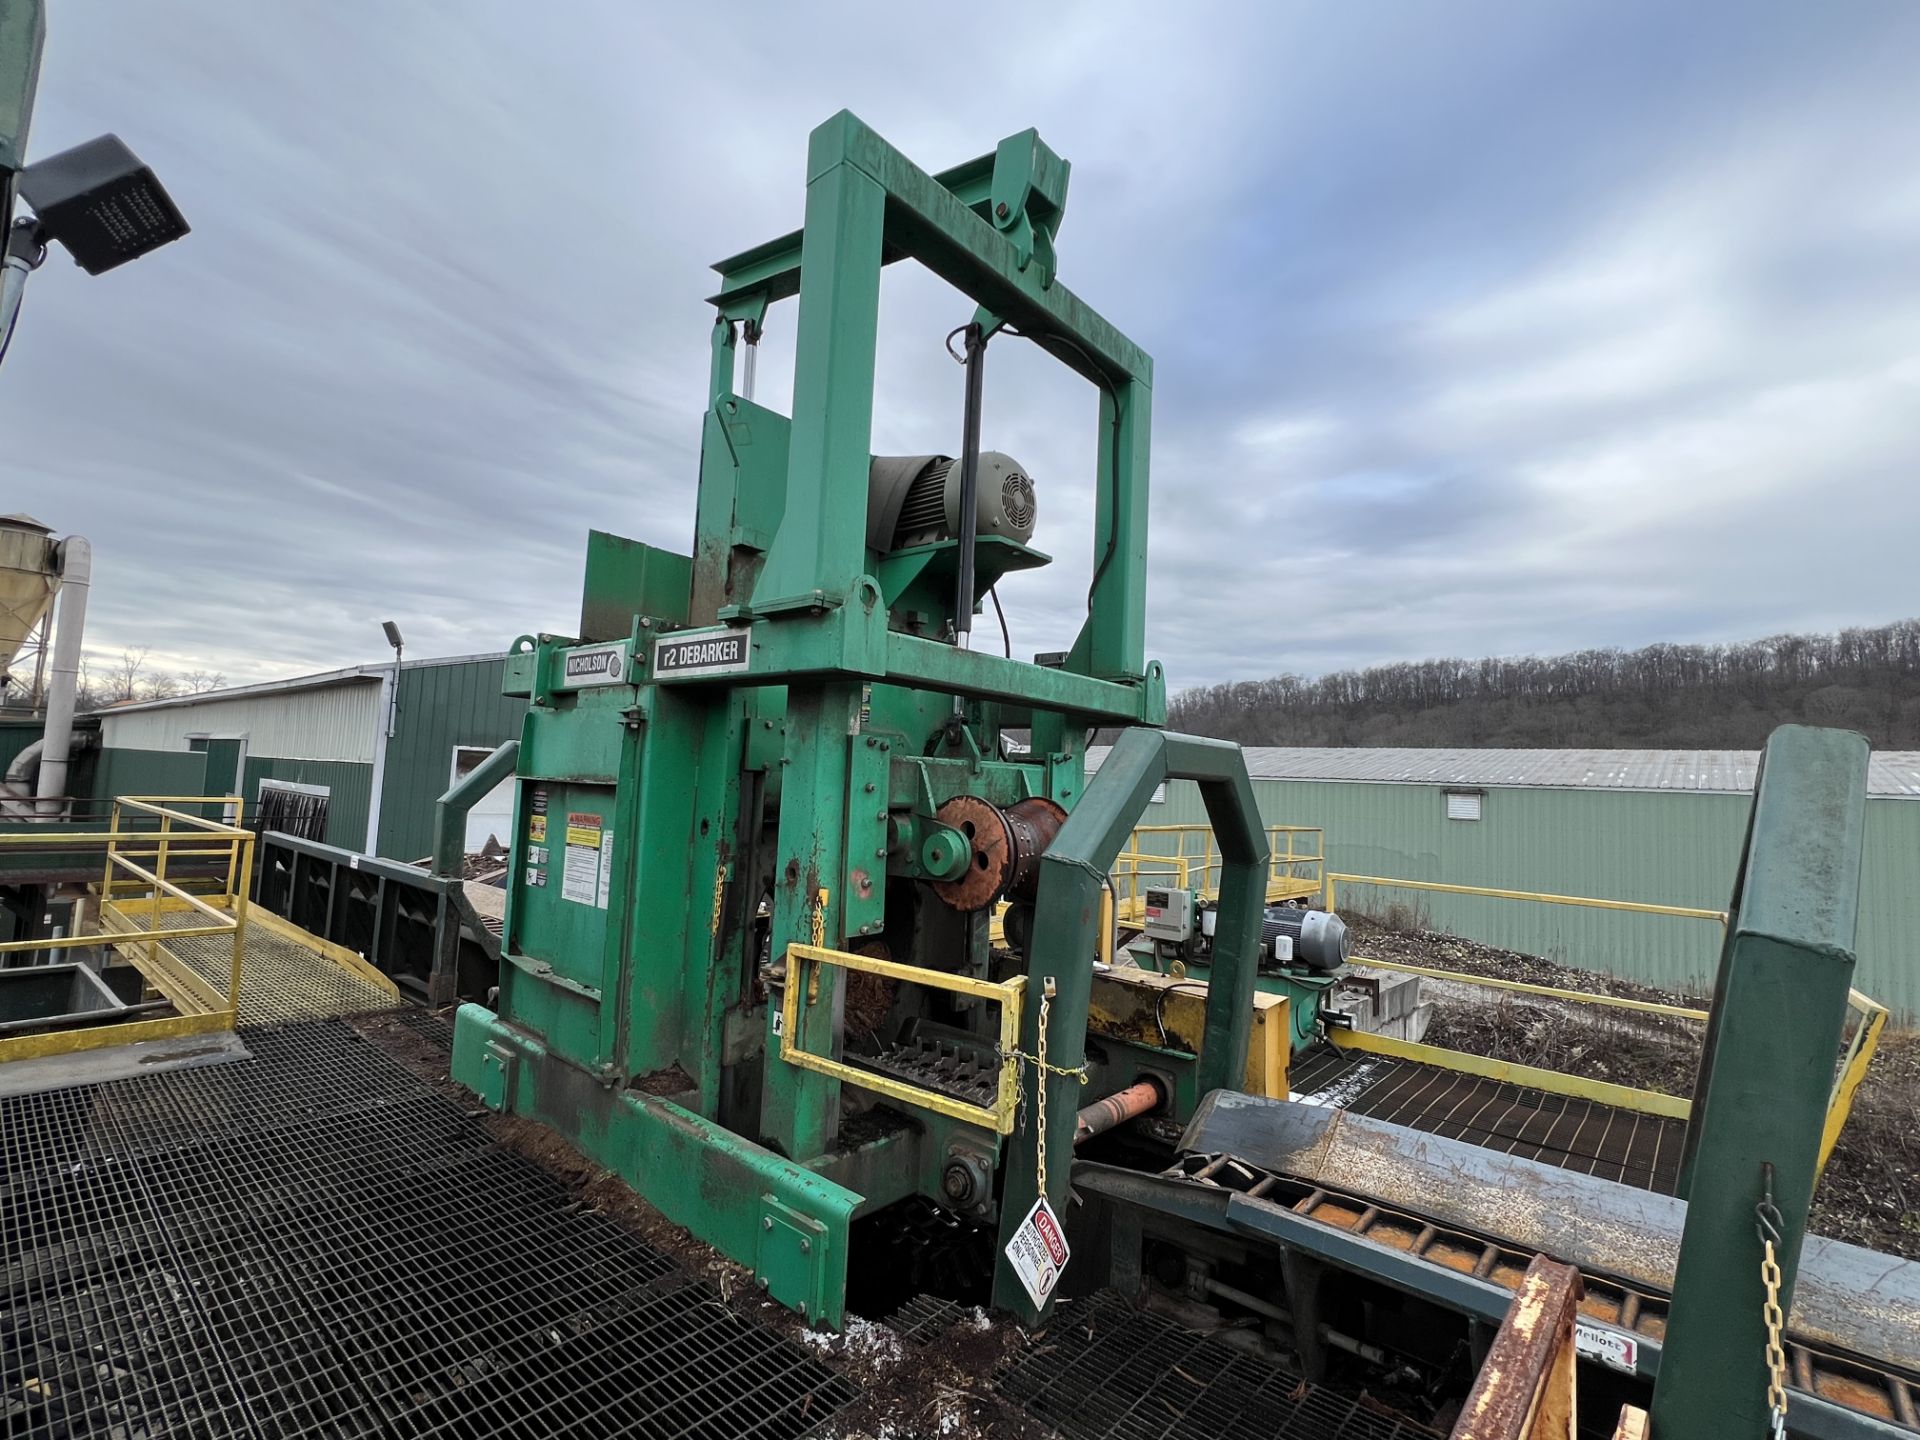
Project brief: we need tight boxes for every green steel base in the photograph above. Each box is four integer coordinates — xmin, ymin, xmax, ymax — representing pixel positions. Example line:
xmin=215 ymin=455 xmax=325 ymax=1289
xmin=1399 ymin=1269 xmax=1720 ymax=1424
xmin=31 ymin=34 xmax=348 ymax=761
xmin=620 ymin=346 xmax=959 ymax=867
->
xmin=451 ymin=1003 xmax=861 ymax=1328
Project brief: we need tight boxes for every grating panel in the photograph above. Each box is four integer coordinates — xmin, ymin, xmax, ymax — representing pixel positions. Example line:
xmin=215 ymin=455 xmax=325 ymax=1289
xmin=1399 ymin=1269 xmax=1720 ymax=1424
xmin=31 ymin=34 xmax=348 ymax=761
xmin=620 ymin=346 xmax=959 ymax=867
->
xmin=890 ymin=1294 xmax=967 ymax=1347
xmin=1000 ymin=1291 xmax=1438 ymax=1440
xmin=1288 ymin=1044 xmax=1685 ymax=1194
xmin=116 ymin=908 xmax=400 ymax=1027
xmin=3 ymin=1016 xmax=858 ymax=1439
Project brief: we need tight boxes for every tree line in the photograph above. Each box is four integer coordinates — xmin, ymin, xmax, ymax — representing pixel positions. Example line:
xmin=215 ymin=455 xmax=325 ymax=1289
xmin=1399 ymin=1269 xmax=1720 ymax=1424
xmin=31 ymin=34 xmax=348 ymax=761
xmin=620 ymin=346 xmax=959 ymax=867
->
xmin=1166 ymin=619 xmax=1920 ymax=749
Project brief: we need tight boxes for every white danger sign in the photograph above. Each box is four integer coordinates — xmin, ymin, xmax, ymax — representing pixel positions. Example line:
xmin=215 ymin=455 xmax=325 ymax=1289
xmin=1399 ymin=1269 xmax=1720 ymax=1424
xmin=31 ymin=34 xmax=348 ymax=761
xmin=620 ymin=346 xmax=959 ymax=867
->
xmin=1574 ymin=1321 xmax=1639 ymax=1374
xmin=1004 ymin=1196 xmax=1071 ymax=1308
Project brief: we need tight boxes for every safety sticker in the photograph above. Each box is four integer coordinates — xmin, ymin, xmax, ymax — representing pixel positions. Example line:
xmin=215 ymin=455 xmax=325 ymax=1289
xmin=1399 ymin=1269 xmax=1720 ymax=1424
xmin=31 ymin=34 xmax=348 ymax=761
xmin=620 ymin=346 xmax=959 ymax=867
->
xmin=561 ymin=811 xmax=602 ymax=905
xmin=526 ymin=844 xmax=548 ymax=867
xmin=596 ymin=833 xmax=614 ymax=910
xmin=528 ymin=815 xmax=547 ymax=844
xmin=1574 ymin=1321 xmax=1638 ymax=1374
xmin=1003 ymin=1196 xmax=1071 ymax=1309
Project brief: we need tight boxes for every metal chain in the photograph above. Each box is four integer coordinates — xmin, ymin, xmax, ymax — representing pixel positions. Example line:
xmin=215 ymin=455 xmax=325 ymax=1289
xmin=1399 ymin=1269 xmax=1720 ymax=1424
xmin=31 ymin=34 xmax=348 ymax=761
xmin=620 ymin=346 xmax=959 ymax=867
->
xmin=1000 ymin=976 xmax=1089 ymax=1198
xmin=1036 ymin=981 xmax=1052 ymax=1194
xmin=1757 ymin=1181 xmax=1789 ymax=1440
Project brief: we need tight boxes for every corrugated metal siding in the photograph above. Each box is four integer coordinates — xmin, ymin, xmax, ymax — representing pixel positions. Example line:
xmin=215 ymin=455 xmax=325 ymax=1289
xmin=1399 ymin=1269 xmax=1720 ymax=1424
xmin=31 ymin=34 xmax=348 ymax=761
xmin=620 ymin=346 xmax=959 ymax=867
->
xmin=242 ymin=756 xmax=372 ymax=852
xmin=0 ymin=719 xmax=41 ymax=772
xmin=97 ymin=681 xmax=383 ymax=762
xmin=374 ymin=657 xmax=526 ymax=861
xmin=1148 ymin=775 xmax=1920 ymax=1018
xmin=92 ymin=746 xmax=210 ymax=802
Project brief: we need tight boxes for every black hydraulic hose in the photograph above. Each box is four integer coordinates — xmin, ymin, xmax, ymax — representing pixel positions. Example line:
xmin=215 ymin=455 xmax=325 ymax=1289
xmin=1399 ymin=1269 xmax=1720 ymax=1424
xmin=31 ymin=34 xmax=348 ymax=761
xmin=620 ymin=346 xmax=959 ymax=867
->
xmin=954 ymin=322 xmax=986 ymax=646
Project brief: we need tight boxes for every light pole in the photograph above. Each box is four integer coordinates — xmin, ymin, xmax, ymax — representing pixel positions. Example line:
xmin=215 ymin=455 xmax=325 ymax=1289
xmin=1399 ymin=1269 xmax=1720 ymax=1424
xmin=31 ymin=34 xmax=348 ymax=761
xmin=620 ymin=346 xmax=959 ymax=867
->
xmin=381 ymin=621 xmax=403 ymax=739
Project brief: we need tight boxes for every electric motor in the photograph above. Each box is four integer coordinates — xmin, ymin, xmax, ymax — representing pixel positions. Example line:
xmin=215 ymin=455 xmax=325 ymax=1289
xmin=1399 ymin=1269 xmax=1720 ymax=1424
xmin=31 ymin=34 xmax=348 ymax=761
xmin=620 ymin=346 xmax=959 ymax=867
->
xmin=867 ymin=452 xmax=1037 ymax=552
xmin=1261 ymin=906 xmax=1350 ymax=972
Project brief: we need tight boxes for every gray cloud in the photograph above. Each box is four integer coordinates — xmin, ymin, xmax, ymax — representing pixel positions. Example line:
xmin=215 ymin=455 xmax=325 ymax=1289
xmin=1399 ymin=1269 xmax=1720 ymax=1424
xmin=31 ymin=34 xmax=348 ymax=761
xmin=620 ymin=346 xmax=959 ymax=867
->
xmin=5 ymin=1 xmax=1918 ymax=700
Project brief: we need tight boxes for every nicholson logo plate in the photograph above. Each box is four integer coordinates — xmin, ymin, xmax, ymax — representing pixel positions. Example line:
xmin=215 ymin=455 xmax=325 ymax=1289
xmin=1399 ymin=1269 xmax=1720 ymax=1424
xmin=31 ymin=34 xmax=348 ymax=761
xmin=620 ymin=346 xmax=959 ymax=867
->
xmin=561 ymin=644 xmax=628 ymax=687
xmin=654 ymin=628 xmax=751 ymax=679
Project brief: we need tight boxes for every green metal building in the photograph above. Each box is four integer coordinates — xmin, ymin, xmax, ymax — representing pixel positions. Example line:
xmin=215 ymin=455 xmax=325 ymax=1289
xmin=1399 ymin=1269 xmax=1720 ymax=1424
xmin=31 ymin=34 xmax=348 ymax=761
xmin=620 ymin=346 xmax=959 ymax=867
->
xmin=1121 ymin=746 xmax=1920 ymax=1019
xmin=92 ymin=653 xmax=525 ymax=860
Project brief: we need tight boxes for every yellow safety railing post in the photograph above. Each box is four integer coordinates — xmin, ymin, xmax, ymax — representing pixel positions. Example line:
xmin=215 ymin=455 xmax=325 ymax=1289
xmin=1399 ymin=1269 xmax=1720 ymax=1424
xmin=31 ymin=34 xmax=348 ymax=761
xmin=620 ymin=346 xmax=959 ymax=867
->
xmin=149 ymin=803 xmax=171 ymax=973
xmin=780 ymin=942 xmax=1027 ymax=1133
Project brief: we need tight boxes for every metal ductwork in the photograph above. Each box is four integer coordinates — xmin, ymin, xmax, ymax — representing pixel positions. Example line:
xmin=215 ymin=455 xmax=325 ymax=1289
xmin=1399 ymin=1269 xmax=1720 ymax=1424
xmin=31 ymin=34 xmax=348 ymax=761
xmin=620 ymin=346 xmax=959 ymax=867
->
xmin=866 ymin=451 xmax=1037 ymax=554
xmin=35 ymin=534 xmax=88 ymax=814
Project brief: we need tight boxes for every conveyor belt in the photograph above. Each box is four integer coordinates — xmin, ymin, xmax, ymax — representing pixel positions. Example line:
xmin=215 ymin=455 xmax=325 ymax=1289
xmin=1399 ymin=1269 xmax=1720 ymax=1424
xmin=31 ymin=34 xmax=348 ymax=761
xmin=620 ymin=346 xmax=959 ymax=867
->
xmin=1289 ymin=1042 xmax=1687 ymax=1193
xmin=2 ymin=1016 xmax=857 ymax=1439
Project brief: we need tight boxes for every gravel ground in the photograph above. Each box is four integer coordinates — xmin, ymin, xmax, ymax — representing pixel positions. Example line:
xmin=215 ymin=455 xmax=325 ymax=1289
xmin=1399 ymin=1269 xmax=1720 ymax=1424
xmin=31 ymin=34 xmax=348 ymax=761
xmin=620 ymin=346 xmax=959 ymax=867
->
xmin=1343 ymin=916 xmax=1920 ymax=1260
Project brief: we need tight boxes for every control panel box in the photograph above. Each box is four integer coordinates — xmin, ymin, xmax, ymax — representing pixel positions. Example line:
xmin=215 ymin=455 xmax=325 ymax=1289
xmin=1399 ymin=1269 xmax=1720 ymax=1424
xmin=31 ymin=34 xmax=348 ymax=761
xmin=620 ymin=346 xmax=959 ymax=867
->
xmin=1142 ymin=886 xmax=1193 ymax=942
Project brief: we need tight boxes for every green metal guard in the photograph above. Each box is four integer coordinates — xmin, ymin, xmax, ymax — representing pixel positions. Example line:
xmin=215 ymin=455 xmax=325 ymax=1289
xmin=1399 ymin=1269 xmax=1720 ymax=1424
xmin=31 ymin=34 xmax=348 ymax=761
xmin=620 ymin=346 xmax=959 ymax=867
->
xmin=1651 ymin=725 xmax=1870 ymax=1438
xmin=993 ymin=727 xmax=1268 ymax=1322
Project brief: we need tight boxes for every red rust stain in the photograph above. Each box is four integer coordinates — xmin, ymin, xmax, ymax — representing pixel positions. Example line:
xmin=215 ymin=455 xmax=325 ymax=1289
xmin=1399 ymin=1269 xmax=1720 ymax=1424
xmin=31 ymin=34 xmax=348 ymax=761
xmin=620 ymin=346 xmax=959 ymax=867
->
xmin=852 ymin=866 xmax=873 ymax=900
xmin=1428 ymin=1243 xmax=1481 ymax=1274
xmin=1815 ymin=1373 xmax=1896 ymax=1419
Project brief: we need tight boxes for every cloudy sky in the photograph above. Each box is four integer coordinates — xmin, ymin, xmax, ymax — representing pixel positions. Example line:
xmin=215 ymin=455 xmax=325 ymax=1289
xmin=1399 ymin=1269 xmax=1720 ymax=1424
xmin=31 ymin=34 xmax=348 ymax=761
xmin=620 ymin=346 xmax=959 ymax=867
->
xmin=8 ymin=2 xmax=1919 ymax=696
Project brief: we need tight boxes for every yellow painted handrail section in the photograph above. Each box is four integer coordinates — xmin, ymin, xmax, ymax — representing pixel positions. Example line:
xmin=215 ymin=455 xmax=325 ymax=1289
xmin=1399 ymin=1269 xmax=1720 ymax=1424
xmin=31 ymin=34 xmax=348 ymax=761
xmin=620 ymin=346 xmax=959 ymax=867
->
xmin=0 ymin=796 xmax=254 ymax=1062
xmin=1324 ymin=873 xmax=1728 ymax=925
xmin=780 ymin=942 xmax=1027 ymax=1134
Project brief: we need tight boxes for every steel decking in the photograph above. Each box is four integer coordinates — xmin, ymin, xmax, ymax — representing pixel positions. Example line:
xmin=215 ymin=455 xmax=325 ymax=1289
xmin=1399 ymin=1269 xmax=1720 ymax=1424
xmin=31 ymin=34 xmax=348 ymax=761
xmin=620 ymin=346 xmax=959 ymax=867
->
xmin=1288 ymin=1042 xmax=1687 ymax=1193
xmin=1 ymin=1017 xmax=857 ymax=1439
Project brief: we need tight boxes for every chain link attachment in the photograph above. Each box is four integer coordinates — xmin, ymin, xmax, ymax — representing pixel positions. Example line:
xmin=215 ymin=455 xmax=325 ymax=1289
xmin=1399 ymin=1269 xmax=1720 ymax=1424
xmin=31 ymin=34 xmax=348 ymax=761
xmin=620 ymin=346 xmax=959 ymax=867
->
xmin=1001 ymin=976 xmax=1090 ymax=1196
xmin=1756 ymin=1162 xmax=1789 ymax=1440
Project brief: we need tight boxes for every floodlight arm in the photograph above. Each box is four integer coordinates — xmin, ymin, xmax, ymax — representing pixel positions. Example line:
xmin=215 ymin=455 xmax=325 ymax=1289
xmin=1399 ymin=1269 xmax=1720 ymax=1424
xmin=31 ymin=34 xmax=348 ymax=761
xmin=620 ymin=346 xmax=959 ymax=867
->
xmin=0 ymin=214 xmax=45 ymax=372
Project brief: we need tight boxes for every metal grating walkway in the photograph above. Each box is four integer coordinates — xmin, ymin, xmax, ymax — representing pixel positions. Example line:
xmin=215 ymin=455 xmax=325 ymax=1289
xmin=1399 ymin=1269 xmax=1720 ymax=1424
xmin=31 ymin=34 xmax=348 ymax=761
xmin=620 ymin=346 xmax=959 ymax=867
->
xmin=1288 ymin=1043 xmax=1686 ymax=1194
xmin=2 ymin=1017 xmax=858 ymax=1439
xmin=999 ymin=1291 xmax=1437 ymax=1440
xmin=158 ymin=909 xmax=402 ymax=1027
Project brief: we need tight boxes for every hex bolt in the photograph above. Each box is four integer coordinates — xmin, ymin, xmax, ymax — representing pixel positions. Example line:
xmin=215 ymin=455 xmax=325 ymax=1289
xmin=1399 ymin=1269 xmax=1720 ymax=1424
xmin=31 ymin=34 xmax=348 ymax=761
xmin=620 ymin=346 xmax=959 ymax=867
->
xmin=863 ymin=782 xmax=875 ymax=793
xmin=996 ymin=202 xmax=1009 ymax=218
xmin=763 ymin=1217 xmax=773 ymax=1230
xmin=799 ymin=1238 xmax=811 ymax=1254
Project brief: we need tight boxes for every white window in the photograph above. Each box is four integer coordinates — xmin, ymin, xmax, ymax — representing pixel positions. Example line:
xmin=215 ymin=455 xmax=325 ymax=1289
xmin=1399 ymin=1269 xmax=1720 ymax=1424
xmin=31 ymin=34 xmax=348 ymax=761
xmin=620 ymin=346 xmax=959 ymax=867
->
xmin=453 ymin=746 xmax=515 ymax=851
xmin=1150 ymin=783 xmax=1167 ymax=805
xmin=1445 ymin=790 xmax=1483 ymax=822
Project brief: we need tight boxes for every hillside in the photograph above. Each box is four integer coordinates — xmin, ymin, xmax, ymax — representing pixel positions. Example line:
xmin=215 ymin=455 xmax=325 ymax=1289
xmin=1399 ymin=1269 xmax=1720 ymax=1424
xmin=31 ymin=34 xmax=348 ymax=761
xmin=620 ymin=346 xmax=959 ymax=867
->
xmin=1167 ymin=620 xmax=1920 ymax=749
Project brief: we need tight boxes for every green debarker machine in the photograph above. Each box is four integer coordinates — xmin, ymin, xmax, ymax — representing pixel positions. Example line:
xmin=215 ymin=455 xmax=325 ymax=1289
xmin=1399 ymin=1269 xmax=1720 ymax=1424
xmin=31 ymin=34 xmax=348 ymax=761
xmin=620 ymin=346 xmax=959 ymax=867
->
xmin=452 ymin=115 xmax=1907 ymax=1436
xmin=452 ymin=111 xmax=1272 ymax=1329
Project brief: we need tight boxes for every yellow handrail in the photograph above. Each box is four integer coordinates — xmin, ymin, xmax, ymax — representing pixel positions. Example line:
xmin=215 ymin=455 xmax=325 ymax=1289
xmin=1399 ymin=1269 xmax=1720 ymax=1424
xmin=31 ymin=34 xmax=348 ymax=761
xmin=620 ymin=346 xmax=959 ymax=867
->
xmin=0 ymin=796 xmax=254 ymax=1062
xmin=780 ymin=942 xmax=1027 ymax=1134
xmin=1324 ymin=873 xmax=1727 ymax=925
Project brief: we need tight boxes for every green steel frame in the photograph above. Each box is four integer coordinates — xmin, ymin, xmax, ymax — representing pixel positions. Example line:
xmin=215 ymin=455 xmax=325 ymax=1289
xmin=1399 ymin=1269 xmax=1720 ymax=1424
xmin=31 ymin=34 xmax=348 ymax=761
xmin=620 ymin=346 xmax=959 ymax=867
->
xmin=1652 ymin=725 xmax=1871 ymax=1437
xmin=452 ymin=112 xmax=1247 ymax=1329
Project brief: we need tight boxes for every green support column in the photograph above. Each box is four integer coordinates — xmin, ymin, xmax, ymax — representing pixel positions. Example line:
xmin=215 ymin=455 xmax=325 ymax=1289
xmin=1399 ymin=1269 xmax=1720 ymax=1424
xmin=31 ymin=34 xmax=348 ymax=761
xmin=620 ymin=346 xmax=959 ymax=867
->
xmin=1073 ymin=376 xmax=1152 ymax=681
xmin=1651 ymin=725 xmax=1869 ymax=1438
xmin=760 ymin=683 xmax=862 ymax=1159
xmin=992 ymin=728 xmax=1266 ymax=1323
xmin=753 ymin=115 xmax=885 ymax=609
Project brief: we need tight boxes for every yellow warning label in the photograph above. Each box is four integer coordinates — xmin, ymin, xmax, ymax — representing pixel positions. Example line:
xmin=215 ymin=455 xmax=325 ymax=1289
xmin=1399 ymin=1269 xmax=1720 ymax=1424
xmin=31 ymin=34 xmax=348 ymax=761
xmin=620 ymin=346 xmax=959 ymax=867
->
xmin=565 ymin=811 xmax=602 ymax=848
xmin=528 ymin=815 xmax=547 ymax=843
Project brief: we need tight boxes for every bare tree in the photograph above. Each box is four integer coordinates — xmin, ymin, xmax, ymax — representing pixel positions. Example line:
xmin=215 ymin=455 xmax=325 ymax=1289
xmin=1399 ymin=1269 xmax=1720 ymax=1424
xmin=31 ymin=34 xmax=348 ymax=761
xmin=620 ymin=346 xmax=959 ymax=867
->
xmin=1166 ymin=618 xmax=1920 ymax=750
xmin=140 ymin=670 xmax=184 ymax=702
xmin=182 ymin=670 xmax=227 ymax=694
xmin=100 ymin=647 xmax=152 ymax=704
